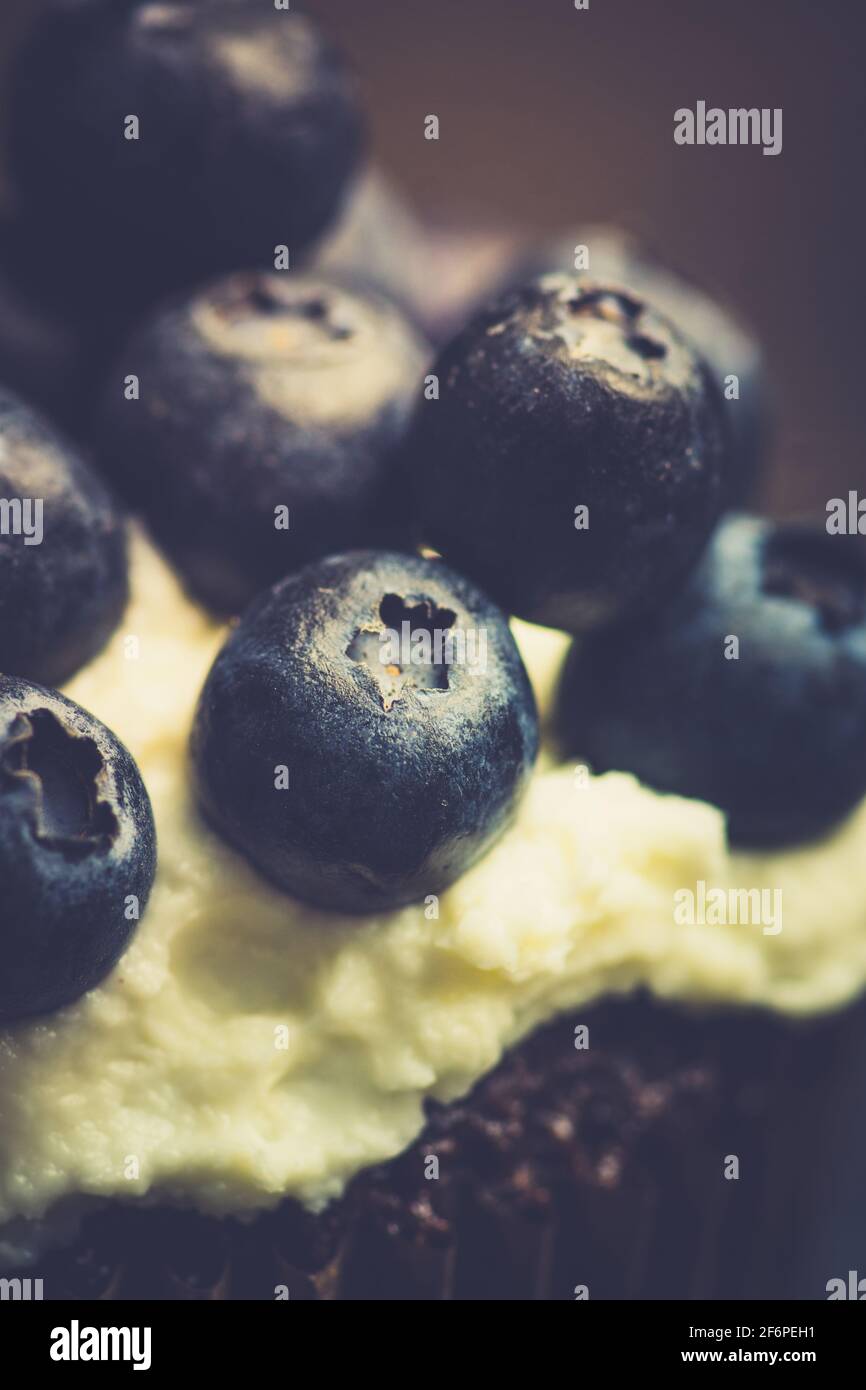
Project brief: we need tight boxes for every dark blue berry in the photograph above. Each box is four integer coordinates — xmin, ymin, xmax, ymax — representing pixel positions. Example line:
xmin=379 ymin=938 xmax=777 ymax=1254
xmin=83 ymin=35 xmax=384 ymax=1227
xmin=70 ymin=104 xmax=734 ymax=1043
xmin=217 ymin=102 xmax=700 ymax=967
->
xmin=0 ymin=677 xmax=157 ymax=1021
xmin=526 ymin=227 xmax=767 ymax=505
xmin=0 ymin=389 xmax=128 ymax=686
xmin=191 ymin=551 xmax=539 ymax=913
xmin=96 ymin=273 xmax=429 ymax=613
xmin=407 ymin=275 xmax=728 ymax=634
xmin=555 ymin=515 xmax=866 ymax=845
xmin=9 ymin=3 xmax=364 ymax=316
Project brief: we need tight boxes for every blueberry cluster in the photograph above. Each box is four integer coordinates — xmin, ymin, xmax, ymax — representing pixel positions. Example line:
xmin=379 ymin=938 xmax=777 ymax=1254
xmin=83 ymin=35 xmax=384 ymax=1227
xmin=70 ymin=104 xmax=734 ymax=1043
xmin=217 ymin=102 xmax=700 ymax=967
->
xmin=0 ymin=2 xmax=862 ymax=1020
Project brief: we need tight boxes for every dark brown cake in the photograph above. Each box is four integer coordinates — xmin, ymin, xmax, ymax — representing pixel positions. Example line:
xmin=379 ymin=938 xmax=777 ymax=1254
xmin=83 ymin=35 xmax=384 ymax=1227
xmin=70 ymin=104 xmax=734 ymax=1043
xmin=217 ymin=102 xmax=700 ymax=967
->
xmin=16 ymin=991 xmax=857 ymax=1301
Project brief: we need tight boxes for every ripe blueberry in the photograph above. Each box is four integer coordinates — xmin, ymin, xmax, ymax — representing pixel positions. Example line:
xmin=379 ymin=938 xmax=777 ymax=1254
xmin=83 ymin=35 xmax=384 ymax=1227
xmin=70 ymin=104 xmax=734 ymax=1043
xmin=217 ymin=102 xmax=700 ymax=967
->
xmin=407 ymin=275 xmax=728 ymax=634
xmin=191 ymin=550 xmax=539 ymax=913
xmin=555 ymin=515 xmax=866 ymax=846
xmin=0 ymin=676 xmax=157 ymax=1022
xmin=0 ymin=389 xmax=128 ymax=686
xmin=9 ymin=2 xmax=364 ymax=314
xmin=527 ymin=226 xmax=767 ymax=504
xmin=97 ymin=273 xmax=429 ymax=613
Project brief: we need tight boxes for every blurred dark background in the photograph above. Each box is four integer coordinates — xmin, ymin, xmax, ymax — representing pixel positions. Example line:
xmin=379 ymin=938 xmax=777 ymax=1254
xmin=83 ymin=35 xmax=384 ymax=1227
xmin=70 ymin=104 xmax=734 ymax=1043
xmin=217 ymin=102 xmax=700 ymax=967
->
xmin=0 ymin=0 xmax=863 ymax=519
xmin=309 ymin=0 xmax=866 ymax=521
xmin=303 ymin=0 xmax=866 ymax=521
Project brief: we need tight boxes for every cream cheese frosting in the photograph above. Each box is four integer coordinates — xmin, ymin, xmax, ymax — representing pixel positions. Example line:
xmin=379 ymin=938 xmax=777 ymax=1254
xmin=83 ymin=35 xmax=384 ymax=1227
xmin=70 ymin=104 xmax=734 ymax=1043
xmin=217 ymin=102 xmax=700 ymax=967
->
xmin=3 ymin=530 xmax=866 ymax=1264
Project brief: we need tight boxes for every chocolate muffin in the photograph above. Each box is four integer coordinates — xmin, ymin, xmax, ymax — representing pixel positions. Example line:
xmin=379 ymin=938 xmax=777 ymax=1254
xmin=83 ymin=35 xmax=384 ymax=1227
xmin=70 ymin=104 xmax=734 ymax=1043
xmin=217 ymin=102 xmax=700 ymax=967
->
xmin=15 ymin=993 xmax=859 ymax=1301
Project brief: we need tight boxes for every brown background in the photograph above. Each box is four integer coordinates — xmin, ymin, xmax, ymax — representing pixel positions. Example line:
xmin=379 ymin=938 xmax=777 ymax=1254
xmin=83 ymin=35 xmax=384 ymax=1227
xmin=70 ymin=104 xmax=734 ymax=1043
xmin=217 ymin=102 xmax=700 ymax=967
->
xmin=310 ymin=0 xmax=865 ymax=520
xmin=307 ymin=0 xmax=866 ymax=516
xmin=0 ymin=0 xmax=863 ymax=519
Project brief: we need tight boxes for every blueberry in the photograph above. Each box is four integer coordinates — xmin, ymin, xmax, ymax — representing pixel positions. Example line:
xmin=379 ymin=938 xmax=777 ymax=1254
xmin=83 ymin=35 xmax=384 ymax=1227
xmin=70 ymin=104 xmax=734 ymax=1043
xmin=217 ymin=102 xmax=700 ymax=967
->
xmin=0 ymin=389 xmax=128 ymax=686
xmin=9 ymin=2 xmax=364 ymax=313
xmin=406 ymin=275 xmax=728 ymax=634
xmin=0 ymin=676 xmax=157 ymax=1022
xmin=191 ymin=550 xmax=539 ymax=913
xmin=555 ymin=515 xmax=866 ymax=846
xmin=525 ymin=227 xmax=768 ymax=504
xmin=96 ymin=273 xmax=429 ymax=613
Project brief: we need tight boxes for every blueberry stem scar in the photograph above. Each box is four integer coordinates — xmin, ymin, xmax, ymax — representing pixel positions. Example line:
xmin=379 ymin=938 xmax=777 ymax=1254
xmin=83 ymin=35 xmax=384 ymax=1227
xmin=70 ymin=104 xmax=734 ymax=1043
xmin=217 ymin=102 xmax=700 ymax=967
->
xmin=1 ymin=709 xmax=117 ymax=856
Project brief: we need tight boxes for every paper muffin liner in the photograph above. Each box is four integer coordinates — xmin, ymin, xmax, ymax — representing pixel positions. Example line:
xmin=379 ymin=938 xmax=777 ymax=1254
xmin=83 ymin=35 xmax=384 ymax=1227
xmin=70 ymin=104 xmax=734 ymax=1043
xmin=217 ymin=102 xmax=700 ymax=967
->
xmin=15 ymin=992 xmax=863 ymax=1301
